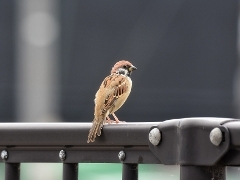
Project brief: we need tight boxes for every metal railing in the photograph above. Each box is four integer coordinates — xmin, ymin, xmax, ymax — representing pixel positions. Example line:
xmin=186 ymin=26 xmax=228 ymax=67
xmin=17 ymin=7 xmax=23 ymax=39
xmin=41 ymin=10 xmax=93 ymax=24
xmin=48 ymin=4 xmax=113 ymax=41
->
xmin=0 ymin=117 xmax=239 ymax=180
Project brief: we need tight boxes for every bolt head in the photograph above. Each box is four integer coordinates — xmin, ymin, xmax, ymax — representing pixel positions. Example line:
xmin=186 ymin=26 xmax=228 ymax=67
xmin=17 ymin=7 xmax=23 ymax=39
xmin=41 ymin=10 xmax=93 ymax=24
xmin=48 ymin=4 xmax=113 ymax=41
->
xmin=149 ymin=127 xmax=161 ymax=146
xmin=210 ymin=127 xmax=222 ymax=146
xmin=59 ymin=150 xmax=66 ymax=161
xmin=1 ymin=150 xmax=8 ymax=160
xmin=118 ymin=151 xmax=126 ymax=161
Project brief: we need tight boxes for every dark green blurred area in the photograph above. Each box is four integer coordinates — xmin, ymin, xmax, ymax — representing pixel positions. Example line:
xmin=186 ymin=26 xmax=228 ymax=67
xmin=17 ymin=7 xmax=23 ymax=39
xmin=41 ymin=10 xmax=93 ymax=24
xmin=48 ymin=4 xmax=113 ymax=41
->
xmin=0 ymin=163 xmax=180 ymax=180
xmin=1 ymin=163 xmax=240 ymax=180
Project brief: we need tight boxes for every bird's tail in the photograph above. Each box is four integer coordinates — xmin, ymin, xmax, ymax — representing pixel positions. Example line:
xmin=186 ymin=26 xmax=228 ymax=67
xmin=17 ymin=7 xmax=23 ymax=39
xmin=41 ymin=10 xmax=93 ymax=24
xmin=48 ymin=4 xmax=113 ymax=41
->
xmin=87 ymin=118 xmax=104 ymax=143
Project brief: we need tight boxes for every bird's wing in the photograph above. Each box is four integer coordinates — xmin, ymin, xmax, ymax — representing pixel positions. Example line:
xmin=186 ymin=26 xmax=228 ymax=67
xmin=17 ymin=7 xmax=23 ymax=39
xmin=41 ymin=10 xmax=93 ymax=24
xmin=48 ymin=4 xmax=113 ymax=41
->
xmin=101 ymin=74 xmax=128 ymax=114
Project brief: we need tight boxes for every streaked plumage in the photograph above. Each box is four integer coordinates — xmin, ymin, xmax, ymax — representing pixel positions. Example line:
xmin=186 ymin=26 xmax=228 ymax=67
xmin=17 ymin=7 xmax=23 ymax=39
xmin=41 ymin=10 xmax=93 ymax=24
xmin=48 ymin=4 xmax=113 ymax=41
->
xmin=87 ymin=60 xmax=137 ymax=143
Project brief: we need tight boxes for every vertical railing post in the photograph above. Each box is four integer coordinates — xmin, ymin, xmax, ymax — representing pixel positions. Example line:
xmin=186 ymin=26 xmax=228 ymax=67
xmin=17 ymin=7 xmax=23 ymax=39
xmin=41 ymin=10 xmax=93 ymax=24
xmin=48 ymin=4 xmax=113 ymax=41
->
xmin=5 ymin=163 xmax=20 ymax=180
xmin=122 ymin=164 xmax=138 ymax=180
xmin=63 ymin=163 xmax=78 ymax=180
xmin=180 ymin=165 xmax=226 ymax=180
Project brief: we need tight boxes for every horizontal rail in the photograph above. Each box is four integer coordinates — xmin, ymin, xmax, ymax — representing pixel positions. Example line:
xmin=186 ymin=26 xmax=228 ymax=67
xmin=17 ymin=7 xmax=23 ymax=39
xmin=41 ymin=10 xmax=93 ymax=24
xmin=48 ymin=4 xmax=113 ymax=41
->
xmin=0 ymin=122 xmax=156 ymax=146
xmin=0 ymin=118 xmax=240 ymax=165
xmin=1 ymin=117 xmax=240 ymax=180
xmin=0 ymin=122 xmax=160 ymax=164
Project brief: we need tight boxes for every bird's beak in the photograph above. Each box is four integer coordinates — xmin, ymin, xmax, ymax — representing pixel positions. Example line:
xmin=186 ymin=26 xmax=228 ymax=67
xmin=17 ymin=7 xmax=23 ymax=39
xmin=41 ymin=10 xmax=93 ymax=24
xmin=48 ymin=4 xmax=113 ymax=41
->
xmin=129 ymin=66 xmax=137 ymax=71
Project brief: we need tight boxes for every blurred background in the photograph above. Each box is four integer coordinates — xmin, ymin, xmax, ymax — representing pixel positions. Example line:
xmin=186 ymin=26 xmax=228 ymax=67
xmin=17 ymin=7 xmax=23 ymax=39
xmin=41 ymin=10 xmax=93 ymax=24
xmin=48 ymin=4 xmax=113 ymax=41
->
xmin=0 ymin=0 xmax=239 ymax=179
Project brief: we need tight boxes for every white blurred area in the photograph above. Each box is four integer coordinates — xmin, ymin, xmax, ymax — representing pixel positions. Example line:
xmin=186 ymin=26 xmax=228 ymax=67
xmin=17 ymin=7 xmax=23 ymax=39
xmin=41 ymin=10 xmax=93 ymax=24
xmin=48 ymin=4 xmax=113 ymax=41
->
xmin=15 ymin=0 xmax=60 ymax=122
xmin=14 ymin=1 xmax=60 ymax=179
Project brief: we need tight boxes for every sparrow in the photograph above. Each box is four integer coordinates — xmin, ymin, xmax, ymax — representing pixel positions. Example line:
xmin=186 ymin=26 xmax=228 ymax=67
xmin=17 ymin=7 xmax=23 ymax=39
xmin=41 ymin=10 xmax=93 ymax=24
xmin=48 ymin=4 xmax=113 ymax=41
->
xmin=87 ymin=60 xmax=137 ymax=143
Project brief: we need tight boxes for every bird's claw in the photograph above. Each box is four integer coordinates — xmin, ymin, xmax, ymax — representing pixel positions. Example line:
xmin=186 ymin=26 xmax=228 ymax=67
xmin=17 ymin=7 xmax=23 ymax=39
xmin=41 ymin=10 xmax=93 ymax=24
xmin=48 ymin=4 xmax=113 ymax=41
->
xmin=104 ymin=119 xmax=126 ymax=124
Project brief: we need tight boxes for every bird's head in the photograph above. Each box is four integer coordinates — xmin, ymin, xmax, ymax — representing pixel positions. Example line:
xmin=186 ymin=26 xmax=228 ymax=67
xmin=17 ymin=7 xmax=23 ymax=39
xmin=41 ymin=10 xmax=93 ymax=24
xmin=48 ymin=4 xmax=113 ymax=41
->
xmin=111 ymin=60 xmax=137 ymax=76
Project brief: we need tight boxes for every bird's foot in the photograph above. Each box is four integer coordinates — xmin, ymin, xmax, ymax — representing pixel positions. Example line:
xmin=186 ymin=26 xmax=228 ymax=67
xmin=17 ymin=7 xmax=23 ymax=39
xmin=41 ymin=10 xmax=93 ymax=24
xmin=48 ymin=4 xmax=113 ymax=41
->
xmin=104 ymin=118 xmax=115 ymax=124
xmin=112 ymin=113 xmax=126 ymax=123
xmin=114 ymin=119 xmax=126 ymax=123
xmin=104 ymin=116 xmax=126 ymax=124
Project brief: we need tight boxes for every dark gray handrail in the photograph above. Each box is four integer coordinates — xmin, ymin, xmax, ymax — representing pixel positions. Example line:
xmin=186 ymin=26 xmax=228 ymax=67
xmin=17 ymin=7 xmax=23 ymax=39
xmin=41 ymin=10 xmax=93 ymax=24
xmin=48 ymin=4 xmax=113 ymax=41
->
xmin=0 ymin=117 xmax=240 ymax=180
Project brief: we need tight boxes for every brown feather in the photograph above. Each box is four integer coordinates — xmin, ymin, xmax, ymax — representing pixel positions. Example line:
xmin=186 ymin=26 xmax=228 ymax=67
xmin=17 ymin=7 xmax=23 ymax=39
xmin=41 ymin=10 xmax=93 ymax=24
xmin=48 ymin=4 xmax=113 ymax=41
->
xmin=111 ymin=60 xmax=133 ymax=74
xmin=102 ymin=74 xmax=128 ymax=112
xmin=87 ymin=60 xmax=136 ymax=143
xmin=87 ymin=118 xmax=104 ymax=143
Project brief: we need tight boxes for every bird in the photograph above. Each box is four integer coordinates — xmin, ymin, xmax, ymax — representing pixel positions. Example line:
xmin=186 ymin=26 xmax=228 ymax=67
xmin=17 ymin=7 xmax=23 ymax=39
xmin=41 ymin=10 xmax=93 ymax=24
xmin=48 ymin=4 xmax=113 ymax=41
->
xmin=87 ymin=60 xmax=137 ymax=143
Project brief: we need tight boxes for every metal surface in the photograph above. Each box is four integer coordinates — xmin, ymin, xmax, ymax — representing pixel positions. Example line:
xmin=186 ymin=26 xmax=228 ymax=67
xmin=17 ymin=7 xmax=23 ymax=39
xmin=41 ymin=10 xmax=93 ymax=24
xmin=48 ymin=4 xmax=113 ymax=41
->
xmin=180 ymin=165 xmax=225 ymax=180
xmin=222 ymin=121 xmax=240 ymax=147
xmin=59 ymin=150 xmax=66 ymax=161
xmin=0 ymin=122 xmax=157 ymax=146
xmin=210 ymin=128 xmax=223 ymax=146
xmin=1 ymin=150 xmax=8 ymax=160
xmin=149 ymin=118 xmax=230 ymax=165
xmin=149 ymin=119 xmax=179 ymax=164
xmin=0 ymin=118 xmax=240 ymax=166
xmin=2 ymin=118 xmax=240 ymax=179
xmin=63 ymin=163 xmax=78 ymax=180
xmin=148 ymin=127 xmax=161 ymax=146
xmin=0 ymin=147 xmax=160 ymax=164
xmin=118 ymin=151 xmax=126 ymax=161
xmin=0 ymin=122 xmax=160 ymax=164
xmin=122 ymin=164 xmax=138 ymax=180
xmin=5 ymin=163 xmax=20 ymax=180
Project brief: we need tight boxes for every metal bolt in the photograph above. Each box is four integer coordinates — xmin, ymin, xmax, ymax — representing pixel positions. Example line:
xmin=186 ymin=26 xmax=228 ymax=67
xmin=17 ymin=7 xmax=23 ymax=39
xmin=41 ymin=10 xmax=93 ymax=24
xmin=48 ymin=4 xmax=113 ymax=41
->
xmin=118 ymin=151 xmax=126 ymax=161
xmin=59 ymin=150 xmax=66 ymax=161
xmin=210 ymin=127 xmax=222 ymax=146
xmin=149 ymin=127 xmax=161 ymax=146
xmin=1 ymin=150 xmax=8 ymax=160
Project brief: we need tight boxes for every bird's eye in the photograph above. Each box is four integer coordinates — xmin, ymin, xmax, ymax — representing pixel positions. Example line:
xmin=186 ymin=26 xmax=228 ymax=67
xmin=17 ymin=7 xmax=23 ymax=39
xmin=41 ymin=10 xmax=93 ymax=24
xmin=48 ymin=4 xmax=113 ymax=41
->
xmin=123 ymin=65 xmax=127 ymax=69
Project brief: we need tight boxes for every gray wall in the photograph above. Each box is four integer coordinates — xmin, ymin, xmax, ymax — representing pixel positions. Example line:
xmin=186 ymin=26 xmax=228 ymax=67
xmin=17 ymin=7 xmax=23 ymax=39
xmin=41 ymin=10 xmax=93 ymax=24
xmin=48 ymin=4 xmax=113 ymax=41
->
xmin=0 ymin=1 xmax=238 ymax=122
xmin=60 ymin=0 xmax=238 ymax=122
xmin=0 ymin=0 xmax=15 ymax=121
